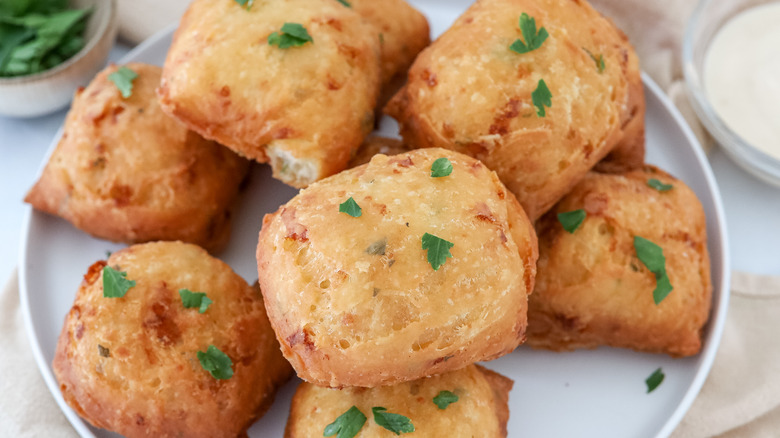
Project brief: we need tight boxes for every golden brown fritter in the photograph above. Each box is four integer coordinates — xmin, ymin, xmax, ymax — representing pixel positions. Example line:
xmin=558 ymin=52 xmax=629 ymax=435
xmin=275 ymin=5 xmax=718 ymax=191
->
xmin=285 ymin=365 xmax=513 ymax=438
xmin=527 ymin=166 xmax=712 ymax=356
xmin=385 ymin=0 xmax=645 ymax=221
xmin=53 ymin=242 xmax=292 ymax=438
xmin=24 ymin=63 xmax=249 ymax=252
xmin=158 ymin=0 xmax=382 ymax=188
xmin=257 ymin=148 xmax=538 ymax=387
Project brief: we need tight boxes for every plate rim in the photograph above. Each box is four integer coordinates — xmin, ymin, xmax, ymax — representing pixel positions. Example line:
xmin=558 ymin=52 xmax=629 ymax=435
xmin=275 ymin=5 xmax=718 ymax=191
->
xmin=18 ymin=27 xmax=731 ymax=438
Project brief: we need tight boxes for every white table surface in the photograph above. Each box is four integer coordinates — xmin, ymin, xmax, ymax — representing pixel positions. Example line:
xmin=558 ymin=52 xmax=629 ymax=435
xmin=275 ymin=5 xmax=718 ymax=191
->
xmin=0 ymin=43 xmax=777 ymax=287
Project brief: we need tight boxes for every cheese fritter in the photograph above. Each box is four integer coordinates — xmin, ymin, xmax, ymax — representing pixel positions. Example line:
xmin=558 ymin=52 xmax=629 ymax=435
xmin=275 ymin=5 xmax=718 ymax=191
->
xmin=527 ymin=166 xmax=712 ymax=356
xmin=385 ymin=0 xmax=645 ymax=220
xmin=25 ymin=63 xmax=249 ymax=252
xmin=257 ymin=148 xmax=538 ymax=387
xmin=53 ymin=242 xmax=292 ymax=438
xmin=285 ymin=365 xmax=513 ymax=437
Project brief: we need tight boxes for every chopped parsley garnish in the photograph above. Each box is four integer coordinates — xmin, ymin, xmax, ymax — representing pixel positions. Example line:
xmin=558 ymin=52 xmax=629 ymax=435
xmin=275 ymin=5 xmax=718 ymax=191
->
xmin=234 ymin=0 xmax=254 ymax=9
xmin=510 ymin=13 xmax=548 ymax=54
xmin=372 ymin=407 xmax=414 ymax=435
xmin=634 ymin=236 xmax=673 ymax=304
xmin=532 ymin=79 xmax=552 ymax=117
xmin=336 ymin=0 xmax=351 ymax=7
xmin=557 ymin=209 xmax=586 ymax=233
xmin=102 ymin=266 xmax=135 ymax=298
xmin=584 ymin=48 xmax=605 ymax=73
xmin=97 ymin=344 xmax=110 ymax=357
xmin=179 ymin=289 xmax=212 ymax=313
xmin=339 ymin=197 xmax=362 ymax=218
xmin=197 ymin=345 xmax=233 ymax=380
xmin=421 ymin=233 xmax=454 ymax=271
xmin=433 ymin=390 xmax=459 ymax=409
xmin=324 ymin=406 xmax=366 ymax=438
xmin=645 ymin=367 xmax=665 ymax=393
xmin=647 ymin=178 xmax=673 ymax=192
xmin=268 ymin=23 xmax=312 ymax=49
xmin=430 ymin=157 xmax=453 ymax=178
xmin=0 ymin=3 xmax=91 ymax=78
xmin=107 ymin=66 xmax=137 ymax=98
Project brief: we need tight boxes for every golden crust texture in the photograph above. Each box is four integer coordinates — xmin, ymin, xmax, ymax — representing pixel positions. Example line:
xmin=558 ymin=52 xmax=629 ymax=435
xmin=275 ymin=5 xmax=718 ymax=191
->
xmin=24 ymin=63 xmax=249 ymax=252
xmin=53 ymin=242 xmax=292 ymax=438
xmin=385 ymin=0 xmax=644 ymax=221
xmin=285 ymin=365 xmax=513 ymax=438
xmin=257 ymin=148 xmax=538 ymax=387
xmin=526 ymin=166 xmax=712 ymax=357
xmin=158 ymin=0 xmax=381 ymax=188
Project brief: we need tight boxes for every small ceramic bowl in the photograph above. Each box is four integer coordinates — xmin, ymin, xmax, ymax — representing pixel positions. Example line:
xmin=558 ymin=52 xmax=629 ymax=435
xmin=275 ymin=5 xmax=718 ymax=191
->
xmin=683 ymin=0 xmax=780 ymax=187
xmin=0 ymin=0 xmax=118 ymax=118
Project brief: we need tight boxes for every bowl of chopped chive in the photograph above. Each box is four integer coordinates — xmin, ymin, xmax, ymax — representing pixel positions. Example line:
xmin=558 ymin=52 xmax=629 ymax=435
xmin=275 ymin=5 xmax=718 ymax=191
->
xmin=0 ymin=0 xmax=117 ymax=118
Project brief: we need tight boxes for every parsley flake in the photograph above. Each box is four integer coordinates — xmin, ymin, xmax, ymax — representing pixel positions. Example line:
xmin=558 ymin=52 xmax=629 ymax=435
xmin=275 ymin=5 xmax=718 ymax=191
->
xmin=557 ymin=209 xmax=586 ymax=233
xmin=510 ymin=13 xmax=548 ymax=54
xmin=532 ymin=79 xmax=552 ymax=117
xmin=372 ymin=407 xmax=414 ymax=435
xmin=336 ymin=0 xmax=352 ymax=7
xmin=421 ymin=233 xmax=454 ymax=271
xmin=234 ymin=0 xmax=254 ymax=9
xmin=433 ymin=390 xmax=459 ymax=409
xmin=648 ymin=178 xmax=673 ymax=192
xmin=645 ymin=367 xmax=665 ymax=393
xmin=268 ymin=23 xmax=313 ymax=49
xmin=634 ymin=236 xmax=674 ymax=304
xmin=179 ymin=289 xmax=212 ymax=313
xmin=107 ymin=66 xmax=137 ymax=99
xmin=430 ymin=157 xmax=453 ymax=178
xmin=584 ymin=48 xmax=605 ymax=73
xmin=97 ymin=344 xmax=110 ymax=357
xmin=324 ymin=406 xmax=366 ymax=438
xmin=102 ymin=266 xmax=135 ymax=298
xmin=339 ymin=197 xmax=362 ymax=218
xmin=197 ymin=345 xmax=233 ymax=380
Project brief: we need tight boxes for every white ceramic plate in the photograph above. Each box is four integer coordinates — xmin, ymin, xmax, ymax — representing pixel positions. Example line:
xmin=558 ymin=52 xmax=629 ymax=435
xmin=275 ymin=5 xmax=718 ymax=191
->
xmin=20 ymin=2 xmax=730 ymax=437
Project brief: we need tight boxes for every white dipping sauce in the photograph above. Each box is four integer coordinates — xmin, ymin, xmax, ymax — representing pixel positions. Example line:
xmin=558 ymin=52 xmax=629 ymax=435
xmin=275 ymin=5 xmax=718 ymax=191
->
xmin=704 ymin=2 xmax=780 ymax=160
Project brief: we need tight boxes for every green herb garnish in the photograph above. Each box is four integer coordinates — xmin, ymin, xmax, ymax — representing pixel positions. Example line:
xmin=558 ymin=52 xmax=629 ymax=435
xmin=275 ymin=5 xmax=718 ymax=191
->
xmin=645 ymin=368 xmax=664 ymax=393
xmin=557 ymin=209 xmax=586 ymax=233
xmin=421 ymin=233 xmax=454 ymax=271
xmin=102 ymin=266 xmax=135 ymax=298
xmin=634 ymin=236 xmax=673 ymax=304
xmin=433 ymin=390 xmax=459 ymax=409
xmin=647 ymin=178 xmax=673 ymax=192
xmin=197 ymin=345 xmax=233 ymax=380
xmin=234 ymin=0 xmax=254 ymax=9
xmin=430 ymin=157 xmax=453 ymax=178
xmin=179 ymin=289 xmax=212 ymax=314
xmin=372 ymin=407 xmax=414 ymax=435
xmin=336 ymin=0 xmax=351 ymax=7
xmin=0 ymin=2 xmax=91 ymax=77
xmin=584 ymin=48 xmax=605 ymax=73
xmin=339 ymin=197 xmax=362 ymax=218
xmin=107 ymin=66 xmax=138 ymax=98
xmin=324 ymin=406 xmax=367 ymax=438
xmin=509 ymin=13 xmax=548 ymax=54
xmin=268 ymin=22 xmax=312 ymax=49
xmin=532 ymin=79 xmax=552 ymax=117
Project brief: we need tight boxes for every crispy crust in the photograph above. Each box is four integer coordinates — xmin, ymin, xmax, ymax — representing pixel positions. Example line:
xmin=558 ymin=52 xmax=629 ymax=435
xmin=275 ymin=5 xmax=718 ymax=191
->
xmin=285 ymin=365 xmax=513 ymax=437
xmin=257 ymin=148 xmax=538 ymax=387
xmin=24 ymin=63 xmax=249 ymax=252
xmin=385 ymin=0 xmax=643 ymax=221
xmin=526 ymin=166 xmax=712 ymax=356
xmin=53 ymin=242 xmax=292 ymax=438
xmin=158 ymin=0 xmax=381 ymax=188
